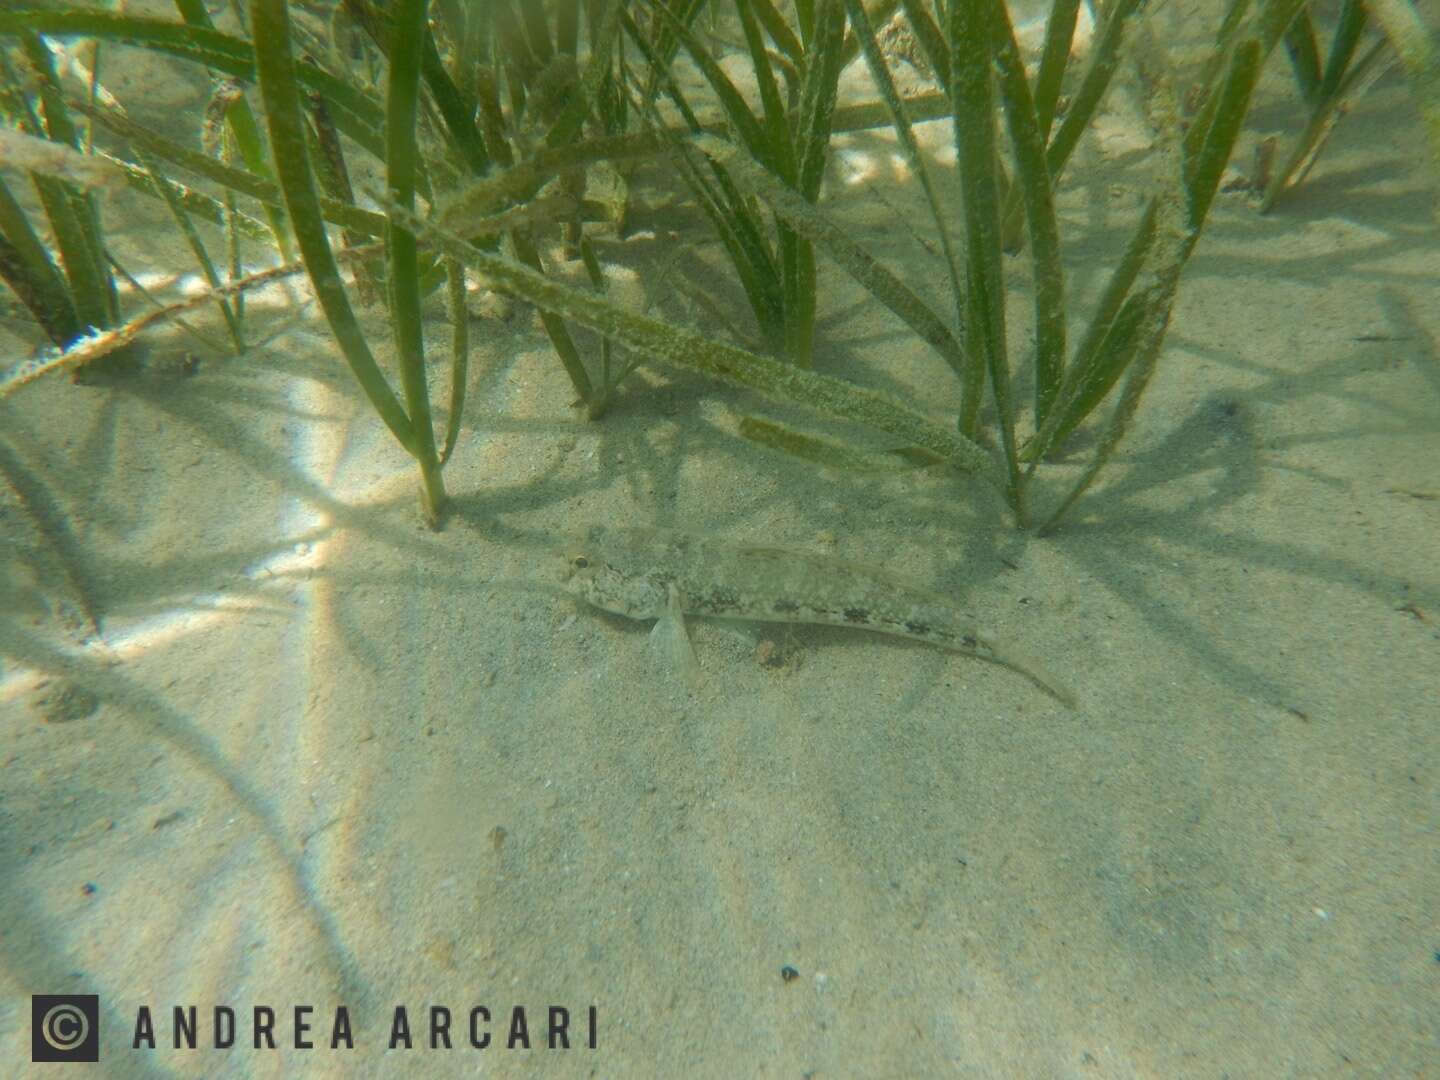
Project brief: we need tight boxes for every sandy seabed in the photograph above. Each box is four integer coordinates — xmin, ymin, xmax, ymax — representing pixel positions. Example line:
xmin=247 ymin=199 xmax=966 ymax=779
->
xmin=2 ymin=30 xmax=1438 ymax=1080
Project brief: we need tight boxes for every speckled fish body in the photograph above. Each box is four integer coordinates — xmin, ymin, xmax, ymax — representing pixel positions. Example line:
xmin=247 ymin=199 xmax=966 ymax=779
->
xmin=562 ymin=525 xmax=1075 ymax=707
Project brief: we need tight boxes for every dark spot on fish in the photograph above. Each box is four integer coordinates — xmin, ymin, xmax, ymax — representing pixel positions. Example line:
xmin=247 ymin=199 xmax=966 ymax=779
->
xmin=772 ymin=598 xmax=800 ymax=614
xmin=843 ymin=607 xmax=869 ymax=623
xmin=905 ymin=621 xmax=931 ymax=635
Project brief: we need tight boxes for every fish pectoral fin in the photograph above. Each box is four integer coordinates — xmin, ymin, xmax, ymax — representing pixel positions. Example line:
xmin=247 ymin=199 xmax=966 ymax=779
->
xmin=650 ymin=584 xmax=700 ymax=688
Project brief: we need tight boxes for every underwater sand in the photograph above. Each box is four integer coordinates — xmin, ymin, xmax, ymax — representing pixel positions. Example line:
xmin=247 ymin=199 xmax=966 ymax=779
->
xmin=2 ymin=38 xmax=1438 ymax=1080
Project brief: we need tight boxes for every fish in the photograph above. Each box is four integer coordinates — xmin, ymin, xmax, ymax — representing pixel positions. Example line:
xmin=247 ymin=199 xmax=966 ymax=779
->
xmin=560 ymin=525 xmax=1076 ymax=707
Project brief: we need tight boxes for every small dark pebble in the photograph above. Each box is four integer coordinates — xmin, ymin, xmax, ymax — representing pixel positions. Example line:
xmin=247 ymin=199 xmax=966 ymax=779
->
xmin=780 ymin=965 xmax=799 ymax=984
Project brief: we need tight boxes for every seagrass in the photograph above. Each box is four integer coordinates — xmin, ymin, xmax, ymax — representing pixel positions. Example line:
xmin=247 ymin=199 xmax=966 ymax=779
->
xmin=1 ymin=0 xmax=1433 ymax=532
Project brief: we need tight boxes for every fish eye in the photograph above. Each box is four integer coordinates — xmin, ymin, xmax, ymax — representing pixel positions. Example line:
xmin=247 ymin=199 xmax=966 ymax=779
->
xmin=571 ymin=555 xmax=590 ymax=570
